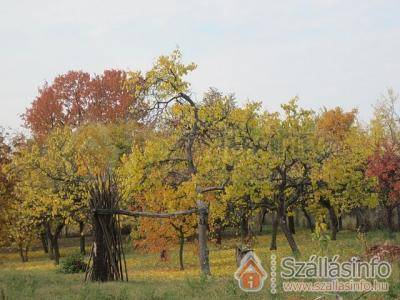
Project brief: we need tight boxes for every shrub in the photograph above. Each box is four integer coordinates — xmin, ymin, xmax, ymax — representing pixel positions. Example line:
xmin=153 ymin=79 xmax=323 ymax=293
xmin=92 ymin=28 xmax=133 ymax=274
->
xmin=121 ymin=223 xmax=132 ymax=235
xmin=59 ymin=253 xmax=87 ymax=274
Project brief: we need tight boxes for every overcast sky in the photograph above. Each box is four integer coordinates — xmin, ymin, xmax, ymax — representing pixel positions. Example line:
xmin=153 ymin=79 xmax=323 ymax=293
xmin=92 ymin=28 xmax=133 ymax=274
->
xmin=1 ymin=0 xmax=399 ymax=131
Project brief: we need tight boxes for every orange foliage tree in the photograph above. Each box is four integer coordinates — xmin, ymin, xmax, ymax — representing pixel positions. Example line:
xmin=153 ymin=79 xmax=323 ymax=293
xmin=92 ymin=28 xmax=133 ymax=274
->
xmin=23 ymin=70 xmax=146 ymax=140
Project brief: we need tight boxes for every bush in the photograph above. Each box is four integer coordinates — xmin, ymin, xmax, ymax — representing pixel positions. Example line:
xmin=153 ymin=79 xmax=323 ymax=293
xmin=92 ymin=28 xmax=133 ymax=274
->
xmin=59 ymin=253 xmax=87 ymax=274
xmin=121 ymin=223 xmax=132 ymax=235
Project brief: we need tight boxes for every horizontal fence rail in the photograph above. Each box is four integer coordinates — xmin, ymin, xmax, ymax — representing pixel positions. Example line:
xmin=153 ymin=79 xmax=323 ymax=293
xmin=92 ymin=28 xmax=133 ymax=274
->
xmin=93 ymin=208 xmax=200 ymax=218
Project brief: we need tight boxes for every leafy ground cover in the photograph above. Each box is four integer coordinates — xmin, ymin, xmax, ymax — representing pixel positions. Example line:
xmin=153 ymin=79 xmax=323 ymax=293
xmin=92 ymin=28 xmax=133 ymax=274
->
xmin=1 ymin=229 xmax=399 ymax=299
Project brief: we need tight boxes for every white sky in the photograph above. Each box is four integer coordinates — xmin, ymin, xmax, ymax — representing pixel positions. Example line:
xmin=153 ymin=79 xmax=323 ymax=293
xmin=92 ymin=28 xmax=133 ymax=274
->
xmin=1 ymin=0 xmax=399 ymax=130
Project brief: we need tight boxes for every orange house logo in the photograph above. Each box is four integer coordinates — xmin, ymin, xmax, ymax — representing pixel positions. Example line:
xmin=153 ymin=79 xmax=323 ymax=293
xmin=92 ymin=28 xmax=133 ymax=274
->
xmin=234 ymin=251 xmax=267 ymax=292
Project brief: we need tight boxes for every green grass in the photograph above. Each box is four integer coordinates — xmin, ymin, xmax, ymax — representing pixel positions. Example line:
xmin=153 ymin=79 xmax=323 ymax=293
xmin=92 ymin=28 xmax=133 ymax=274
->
xmin=1 ymin=229 xmax=400 ymax=299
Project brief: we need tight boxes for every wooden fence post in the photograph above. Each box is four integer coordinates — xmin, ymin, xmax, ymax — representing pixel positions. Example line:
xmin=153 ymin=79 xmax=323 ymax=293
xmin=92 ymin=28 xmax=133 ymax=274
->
xmin=197 ymin=200 xmax=211 ymax=275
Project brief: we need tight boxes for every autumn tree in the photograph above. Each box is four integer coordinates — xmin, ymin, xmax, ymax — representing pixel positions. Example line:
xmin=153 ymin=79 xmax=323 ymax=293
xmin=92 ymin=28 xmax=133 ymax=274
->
xmin=312 ymin=107 xmax=356 ymax=238
xmin=121 ymin=50 xmax=237 ymax=274
xmin=310 ymin=108 xmax=378 ymax=239
xmin=220 ymin=100 xmax=318 ymax=254
xmin=0 ymin=128 xmax=12 ymax=242
xmin=22 ymin=68 xmax=148 ymax=249
xmin=313 ymin=107 xmax=359 ymax=233
xmin=0 ymin=131 xmax=37 ymax=262
xmin=3 ymin=202 xmax=37 ymax=262
xmin=367 ymin=141 xmax=400 ymax=231
xmin=370 ymin=89 xmax=400 ymax=230
xmin=8 ymin=128 xmax=89 ymax=264
xmin=373 ymin=89 xmax=400 ymax=146
xmin=23 ymin=70 xmax=146 ymax=140
xmin=313 ymin=128 xmax=378 ymax=236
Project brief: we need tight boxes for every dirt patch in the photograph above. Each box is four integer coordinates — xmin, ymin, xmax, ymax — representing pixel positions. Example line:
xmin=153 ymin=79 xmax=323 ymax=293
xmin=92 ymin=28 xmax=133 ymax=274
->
xmin=365 ymin=244 xmax=400 ymax=261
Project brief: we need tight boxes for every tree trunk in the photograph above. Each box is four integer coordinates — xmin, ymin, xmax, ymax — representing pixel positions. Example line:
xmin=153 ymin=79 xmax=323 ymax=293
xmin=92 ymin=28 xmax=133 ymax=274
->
xmin=46 ymin=222 xmax=64 ymax=265
xmin=19 ymin=244 xmax=27 ymax=262
xmin=327 ymin=206 xmax=338 ymax=240
xmin=387 ymin=206 xmax=395 ymax=232
xmin=354 ymin=208 xmax=370 ymax=232
xmin=355 ymin=207 xmax=370 ymax=232
xmin=295 ymin=209 xmax=300 ymax=227
xmin=270 ymin=212 xmax=278 ymax=250
xmin=302 ymin=208 xmax=314 ymax=232
xmin=320 ymin=198 xmax=338 ymax=240
xmin=278 ymin=209 xmax=300 ymax=255
xmin=397 ymin=205 xmax=400 ymax=232
xmin=197 ymin=201 xmax=211 ymax=275
xmin=288 ymin=215 xmax=296 ymax=234
xmin=51 ymin=236 xmax=61 ymax=265
xmin=338 ymin=215 xmax=343 ymax=231
xmin=25 ymin=246 xmax=29 ymax=262
xmin=79 ymin=221 xmax=86 ymax=255
xmin=215 ymin=219 xmax=222 ymax=245
xmin=259 ymin=208 xmax=267 ymax=233
xmin=40 ymin=231 xmax=48 ymax=254
xmin=45 ymin=224 xmax=54 ymax=260
xmin=48 ymin=241 xmax=54 ymax=260
xmin=240 ymin=213 xmax=249 ymax=244
xmin=355 ymin=209 xmax=361 ymax=229
xmin=178 ymin=227 xmax=185 ymax=270
xmin=19 ymin=246 xmax=24 ymax=262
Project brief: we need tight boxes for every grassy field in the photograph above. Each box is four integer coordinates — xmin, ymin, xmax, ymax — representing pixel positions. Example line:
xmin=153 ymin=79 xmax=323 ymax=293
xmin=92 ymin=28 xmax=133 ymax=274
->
xmin=1 ymin=229 xmax=400 ymax=299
